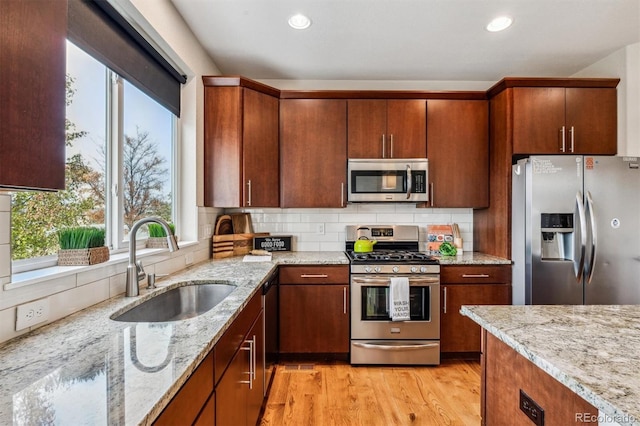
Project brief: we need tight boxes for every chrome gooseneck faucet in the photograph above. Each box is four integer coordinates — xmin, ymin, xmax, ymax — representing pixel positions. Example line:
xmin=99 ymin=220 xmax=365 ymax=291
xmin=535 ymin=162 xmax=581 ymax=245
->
xmin=126 ymin=217 xmax=179 ymax=297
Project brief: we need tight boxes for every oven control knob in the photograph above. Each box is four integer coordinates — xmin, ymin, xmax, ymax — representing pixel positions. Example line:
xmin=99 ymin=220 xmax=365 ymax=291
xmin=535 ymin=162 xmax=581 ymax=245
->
xmin=420 ymin=266 xmax=428 ymax=273
xmin=392 ymin=266 xmax=399 ymax=273
xmin=374 ymin=266 xmax=381 ymax=273
xmin=364 ymin=266 xmax=372 ymax=273
xmin=410 ymin=266 xmax=418 ymax=273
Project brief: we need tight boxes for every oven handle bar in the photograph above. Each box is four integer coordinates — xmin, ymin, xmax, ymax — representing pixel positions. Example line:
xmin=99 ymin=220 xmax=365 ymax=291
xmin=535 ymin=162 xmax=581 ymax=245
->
xmin=352 ymin=342 xmax=439 ymax=351
xmin=351 ymin=277 xmax=440 ymax=285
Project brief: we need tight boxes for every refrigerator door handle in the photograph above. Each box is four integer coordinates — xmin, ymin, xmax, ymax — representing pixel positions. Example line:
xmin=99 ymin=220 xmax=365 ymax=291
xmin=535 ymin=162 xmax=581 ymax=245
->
xmin=585 ymin=191 xmax=597 ymax=284
xmin=574 ymin=191 xmax=587 ymax=282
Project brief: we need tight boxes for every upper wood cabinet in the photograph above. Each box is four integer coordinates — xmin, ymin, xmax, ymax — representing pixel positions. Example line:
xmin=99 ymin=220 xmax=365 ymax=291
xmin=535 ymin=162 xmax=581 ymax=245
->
xmin=426 ymin=100 xmax=488 ymax=208
xmin=509 ymin=84 xmax=618 ymax=155
xmin=0 ymin=0 xmax=67 ymax=190
xmin=203 ymin=77 xmax=280 ymax=207
xmin=280 ymin=99 xmax=347 ymax=208
xmin=347 ymin=100 xmax=426 ymax=159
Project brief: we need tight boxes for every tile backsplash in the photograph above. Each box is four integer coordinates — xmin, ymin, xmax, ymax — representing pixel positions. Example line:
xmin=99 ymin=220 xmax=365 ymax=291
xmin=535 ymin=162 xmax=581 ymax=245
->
xmin=228 ymin=203 xmax=474 ymax=252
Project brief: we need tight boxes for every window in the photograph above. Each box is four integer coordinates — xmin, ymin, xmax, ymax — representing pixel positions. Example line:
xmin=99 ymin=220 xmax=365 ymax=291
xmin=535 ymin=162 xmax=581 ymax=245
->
xmin=11 ymin=41 xmax=176 ymax=269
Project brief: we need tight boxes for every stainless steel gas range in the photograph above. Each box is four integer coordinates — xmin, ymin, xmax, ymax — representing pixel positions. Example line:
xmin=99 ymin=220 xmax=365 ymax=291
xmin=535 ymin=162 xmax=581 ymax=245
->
xmin=346 ymin=225 xmax=440 ymax=366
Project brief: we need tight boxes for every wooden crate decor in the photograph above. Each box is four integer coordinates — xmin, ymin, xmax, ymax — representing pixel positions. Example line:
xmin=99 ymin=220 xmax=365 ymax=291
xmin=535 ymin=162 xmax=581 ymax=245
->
xmin=57 ymin=246 xmax=110 ymax=266
xmin=212 ymin=233 xmax=269 ymax=259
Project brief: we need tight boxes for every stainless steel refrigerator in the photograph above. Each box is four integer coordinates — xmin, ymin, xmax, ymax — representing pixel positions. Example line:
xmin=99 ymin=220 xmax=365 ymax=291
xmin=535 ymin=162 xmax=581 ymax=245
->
xmin=512 ymin=155 xmax=640 ymax=305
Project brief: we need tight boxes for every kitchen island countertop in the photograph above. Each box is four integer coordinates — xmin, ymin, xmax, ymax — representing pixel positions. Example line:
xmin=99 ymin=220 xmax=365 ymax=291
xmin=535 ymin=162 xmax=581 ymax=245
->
xmin=461 ymin=304 xmax=640 ymax=426
xmin=0 ymin=251 xmax=348 ymax=425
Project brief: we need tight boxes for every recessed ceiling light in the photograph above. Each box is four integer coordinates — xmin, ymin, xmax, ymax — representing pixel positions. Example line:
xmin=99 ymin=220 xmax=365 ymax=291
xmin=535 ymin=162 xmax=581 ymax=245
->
xmin=486 ymin=16 xmax=513 ymax=32
xmin=288 ymin=14 xmax=311 ymax=30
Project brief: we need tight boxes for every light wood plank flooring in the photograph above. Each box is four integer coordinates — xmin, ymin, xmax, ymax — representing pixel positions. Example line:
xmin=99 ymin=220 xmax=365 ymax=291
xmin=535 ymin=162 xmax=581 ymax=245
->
xmin=260 ymin=360 xmax=481 ymax=426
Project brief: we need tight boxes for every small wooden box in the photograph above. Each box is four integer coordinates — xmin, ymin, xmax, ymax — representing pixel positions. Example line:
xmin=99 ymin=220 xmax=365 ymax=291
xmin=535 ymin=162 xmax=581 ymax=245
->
xmin=212 ymin=233 xmax=269 ymax=259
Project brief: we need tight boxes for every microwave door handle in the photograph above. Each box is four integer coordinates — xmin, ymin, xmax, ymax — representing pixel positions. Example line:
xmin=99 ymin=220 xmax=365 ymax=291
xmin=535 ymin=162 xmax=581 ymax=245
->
xmin=406 ymin=164 xmax=412 ymax=199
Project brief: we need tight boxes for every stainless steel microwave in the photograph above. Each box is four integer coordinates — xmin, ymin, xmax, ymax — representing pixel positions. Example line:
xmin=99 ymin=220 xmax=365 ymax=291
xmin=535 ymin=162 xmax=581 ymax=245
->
xmin=347 ymin=158 xmax=428 ymax=202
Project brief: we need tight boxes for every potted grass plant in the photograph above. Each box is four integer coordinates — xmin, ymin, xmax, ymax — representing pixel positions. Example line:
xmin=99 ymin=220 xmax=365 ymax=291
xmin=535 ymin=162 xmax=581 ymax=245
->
xmin=146 ymin=222 xmax=176 ymax=249
xmin=57 ymin=227 xmax=109 ymax=266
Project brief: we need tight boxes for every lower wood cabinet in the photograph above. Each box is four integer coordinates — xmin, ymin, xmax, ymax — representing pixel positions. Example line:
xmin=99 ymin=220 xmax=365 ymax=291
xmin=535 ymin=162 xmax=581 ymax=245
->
xmin=279 ymin=265 xmax=350 ymax=357
xmin=216 ymin=311 xmax=264 ymax=426
xmin=154 ymin=290 xmax=265 ymax=426
xmin=483 ymin=331 xmax=597 ymax=425
xmin=440 ymin=265 xmax=511 ymax=354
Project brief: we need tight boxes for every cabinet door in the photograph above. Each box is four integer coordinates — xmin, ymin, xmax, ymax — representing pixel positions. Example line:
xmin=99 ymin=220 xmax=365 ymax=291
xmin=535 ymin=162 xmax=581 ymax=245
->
xmin=204 ymin=86 xmax=242 ymax=207
xmin=566 ymin=88 xmax=617 ymax=155
xmin=0 ymin=0 xmax=66 ymax=190
xmin=512 ymin=87 xmax=566 ymax=155
xmin=347 ymin=100 xmax=387 ymax=158
xmin=243 ymin=88 xmax=280 ymax=207
xmin=441 ymin=284 xmax=510 ymax=353
xmin=426 ymin=100 xmax=488 ymax=208
xmin=279 ymin=284 xmax=349 ymax=354
xmin=280 ymin=99 xmax=347 ymax=207
xmin=386 ymin=100 xmax=427 ymax=158
xmin=216 ymin=339 xmax=250 ymax=426
xmin=246 ymin=311 xmax=265 ymax=426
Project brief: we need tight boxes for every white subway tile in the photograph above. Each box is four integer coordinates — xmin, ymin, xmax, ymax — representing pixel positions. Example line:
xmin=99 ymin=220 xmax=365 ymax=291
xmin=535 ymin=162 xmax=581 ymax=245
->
xmin=48 ymin=279 xmax=110 ymax=322
xmin=110 ymin=273 xmax=126 ymax=297
xmin=0 ymin=213 xmax=8 ymax=244
xmin=0 ymin=244 xmax=9 ymax=279
xmin=375 ymin=213 xmax=415 ymax=223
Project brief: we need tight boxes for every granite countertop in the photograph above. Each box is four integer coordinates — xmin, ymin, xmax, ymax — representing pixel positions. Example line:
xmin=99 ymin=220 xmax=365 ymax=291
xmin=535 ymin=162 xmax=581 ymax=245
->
xmin=461 ymin=305 xmax=640 ymax=426
xmin=0 ymin=251 xmax=348 ymax=426
xmin=435 ymin=252 xmax=512 ymax=265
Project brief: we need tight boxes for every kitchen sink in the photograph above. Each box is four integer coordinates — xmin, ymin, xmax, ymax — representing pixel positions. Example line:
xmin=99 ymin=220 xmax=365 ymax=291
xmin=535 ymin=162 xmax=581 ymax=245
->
xmin=111 ymin=283 xmax=236 ymax=322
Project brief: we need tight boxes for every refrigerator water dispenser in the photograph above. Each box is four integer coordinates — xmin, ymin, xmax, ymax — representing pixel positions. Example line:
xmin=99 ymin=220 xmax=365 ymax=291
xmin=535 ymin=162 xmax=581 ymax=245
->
xmin=540 ymin=213 xmax=574 ymax=261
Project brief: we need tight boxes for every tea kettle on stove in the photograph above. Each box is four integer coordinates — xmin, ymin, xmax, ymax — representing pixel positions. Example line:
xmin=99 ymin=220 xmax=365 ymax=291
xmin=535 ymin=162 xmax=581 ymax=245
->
xmin=354 ymin=227 xmax=377 ymax=253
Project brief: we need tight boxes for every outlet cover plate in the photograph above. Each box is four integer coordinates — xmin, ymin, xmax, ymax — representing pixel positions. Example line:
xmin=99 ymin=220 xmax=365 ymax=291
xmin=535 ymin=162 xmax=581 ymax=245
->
xmin=16 ymin=298 xmax=50 ymax=331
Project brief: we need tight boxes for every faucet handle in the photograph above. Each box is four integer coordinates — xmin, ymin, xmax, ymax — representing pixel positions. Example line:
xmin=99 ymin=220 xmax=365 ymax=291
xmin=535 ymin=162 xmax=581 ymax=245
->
xmin=136 ymin=260 xmax=146 ymax=281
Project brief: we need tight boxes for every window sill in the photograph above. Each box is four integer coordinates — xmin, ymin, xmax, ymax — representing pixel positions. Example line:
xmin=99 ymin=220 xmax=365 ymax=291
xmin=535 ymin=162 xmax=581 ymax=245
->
xmin=3 ymin=240 xmax=199 ymax=291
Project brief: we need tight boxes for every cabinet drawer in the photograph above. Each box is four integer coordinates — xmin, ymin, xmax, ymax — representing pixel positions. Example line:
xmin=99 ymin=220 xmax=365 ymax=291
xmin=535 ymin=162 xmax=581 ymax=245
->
xmin=214 ymin=291 xmax=262 ymax=384
xmin=279 ymin=265 xmax=349 ymax=285
xmin=441 ymin=265 xmax=511 ymax=284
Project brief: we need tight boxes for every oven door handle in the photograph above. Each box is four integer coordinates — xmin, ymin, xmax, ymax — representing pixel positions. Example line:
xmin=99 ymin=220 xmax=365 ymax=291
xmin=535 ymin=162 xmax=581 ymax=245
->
xmin=352 ymin=342 xmax=439 ymax=351
xmin=351 ymin=277 xmax=440 ymax=285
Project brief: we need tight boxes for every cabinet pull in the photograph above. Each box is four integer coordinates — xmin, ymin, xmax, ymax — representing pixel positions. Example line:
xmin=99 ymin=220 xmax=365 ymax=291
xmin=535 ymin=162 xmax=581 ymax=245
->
xmin=429 ymin=182 xmax=434 ymax=207
xmin=461 ymin=274 xmax=490 ymax=278
xmin=239 ymin=338 xmax=254 ymax=389
xmin=382 ymin=134 xmax=386 ymax=158
xmin=343 ymin=287 xmax=347 ymax=314
xmin=569 ymin=126 xmax=575 ymax=152
xmin=341 ymin=182 xmax=345 ymax=207
xmin=443 ymin=287 xmax=447 ymax=314
xmin=246 ymin=180 xmax=252 ymax=206
xmin=390 ymin=134 xmax=394 ymax=158
xmin=300 ymin=274 xmax=329 ymax=278
xmin=560 ymin=126 xmax=566 ymax=152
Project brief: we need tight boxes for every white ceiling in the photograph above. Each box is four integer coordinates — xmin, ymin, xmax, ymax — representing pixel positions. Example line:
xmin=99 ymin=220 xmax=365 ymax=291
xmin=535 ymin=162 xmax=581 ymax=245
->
xmin=170 ymin=0 xmax=640 ymax=83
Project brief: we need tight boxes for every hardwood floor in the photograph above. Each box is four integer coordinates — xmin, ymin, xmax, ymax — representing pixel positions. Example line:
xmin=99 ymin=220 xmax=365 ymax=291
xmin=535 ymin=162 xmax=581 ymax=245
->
xmin=260 ymin=360 xmax=481 ymax=425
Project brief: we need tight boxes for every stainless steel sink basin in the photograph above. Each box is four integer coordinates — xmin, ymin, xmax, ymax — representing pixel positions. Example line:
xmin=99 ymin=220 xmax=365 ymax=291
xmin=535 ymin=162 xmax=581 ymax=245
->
xmin=111 ymin=283 xmax=236 ymax=322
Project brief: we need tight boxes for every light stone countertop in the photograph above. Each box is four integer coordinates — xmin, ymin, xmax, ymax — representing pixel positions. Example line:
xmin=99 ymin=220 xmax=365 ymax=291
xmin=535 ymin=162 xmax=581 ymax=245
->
xmin=434 ymin=252 xmax=512 ymax=265
xmin=0 ymin=250 xmax=507 ymax=426
xmin=0 ymin=251 xmax=348 ymax=426
xmin=461 ymin=305 xmax=640 ymax=426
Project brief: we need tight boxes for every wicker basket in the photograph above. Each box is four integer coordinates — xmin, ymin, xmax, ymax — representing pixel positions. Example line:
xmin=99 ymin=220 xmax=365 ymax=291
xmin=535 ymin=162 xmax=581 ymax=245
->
xmin=57 ymin=246 xmax=110 ymax=266
xmin=146 ymin=237 xmax=169 ymax=249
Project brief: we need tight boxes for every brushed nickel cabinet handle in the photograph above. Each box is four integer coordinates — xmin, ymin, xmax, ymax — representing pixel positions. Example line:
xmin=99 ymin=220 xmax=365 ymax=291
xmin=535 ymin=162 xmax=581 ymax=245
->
xmin=341 ymin=182 xmax=345 ymax=207
xmin=382 ymin=134 xmax=386 ymax=158
xmin=443 ymin=287 xmax=447 ymax=314
xmin=390 ymin=134 xmax=394 ymax=158
xmin=343 ymin=287 xmax=347 ymax=314
xmin=570 ymin=126 xmax=575 ymax=152
xmin=560 ymin=126 xmax=566 ymax=152
xmin=300 ymin=274 xmax=329 ymax=278
xmin=462 ymin=274 xmax=490 ymax=278
xmin=246 ymin=180 xmax=252 ymax=206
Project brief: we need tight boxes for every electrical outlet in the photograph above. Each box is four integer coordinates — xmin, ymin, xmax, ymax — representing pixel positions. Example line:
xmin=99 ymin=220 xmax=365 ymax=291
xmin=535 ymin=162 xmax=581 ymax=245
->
xmin=204 ymin=224 xmax=212 ymax=238
xmin=317 ymin=224 xmax=325 ymax=235
xmin=185 ymin=252 xmax=194 ymax=265
xmin=16 ymin=298 xmax=50 ymax=331
xmin=520 ymin=390 xmax=544 ymax=426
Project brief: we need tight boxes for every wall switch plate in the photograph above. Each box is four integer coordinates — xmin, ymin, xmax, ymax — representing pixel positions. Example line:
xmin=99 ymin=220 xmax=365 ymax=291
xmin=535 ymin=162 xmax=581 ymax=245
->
xmin=520 ymin=390 xmax=544 ymax=426
xmin=16 ymin=298 xmax=50 ymax=331
xmin=185 ymin=252 xmax=194 ymax=265
xmin=317 ymin=224 xmax=325 ymax=235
